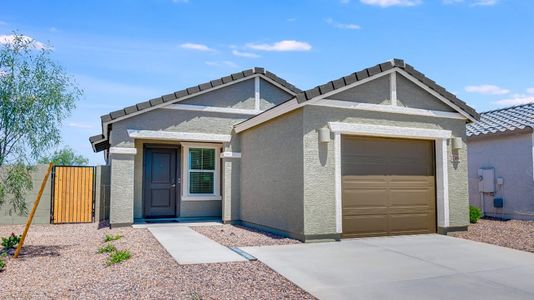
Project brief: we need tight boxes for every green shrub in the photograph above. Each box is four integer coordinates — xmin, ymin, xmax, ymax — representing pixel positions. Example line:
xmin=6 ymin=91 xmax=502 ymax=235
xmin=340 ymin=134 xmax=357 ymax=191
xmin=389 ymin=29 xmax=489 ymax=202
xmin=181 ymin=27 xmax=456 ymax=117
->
xmin=103 ymin=234 xmax=122 ymax=242
xmin=0 ymin=258 xmax=5 ymax=271
xmin=469 ymin=205 xmax=482 ymax=224
xmin=1 ymin=233 xmax=21 ymax=249
xmin=107 ymin=249 xmax=131 ymax=266
xmin=98 ymin=243 xmax=117 ymax=254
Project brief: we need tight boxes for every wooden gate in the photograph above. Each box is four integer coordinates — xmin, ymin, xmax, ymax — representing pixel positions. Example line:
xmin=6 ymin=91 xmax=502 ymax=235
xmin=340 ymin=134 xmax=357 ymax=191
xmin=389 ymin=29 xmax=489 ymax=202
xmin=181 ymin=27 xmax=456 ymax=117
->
xmin=51 ymin=166 xmax=95 ymax=224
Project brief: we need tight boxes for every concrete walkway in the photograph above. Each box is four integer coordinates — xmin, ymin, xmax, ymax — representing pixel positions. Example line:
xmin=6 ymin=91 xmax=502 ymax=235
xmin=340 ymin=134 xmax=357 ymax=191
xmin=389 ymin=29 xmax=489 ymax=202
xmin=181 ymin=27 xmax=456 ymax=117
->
xmin=148 ymin=224 xmax=246 ymax=264
xmin=241 ymin=234 xmax=534 ymax=300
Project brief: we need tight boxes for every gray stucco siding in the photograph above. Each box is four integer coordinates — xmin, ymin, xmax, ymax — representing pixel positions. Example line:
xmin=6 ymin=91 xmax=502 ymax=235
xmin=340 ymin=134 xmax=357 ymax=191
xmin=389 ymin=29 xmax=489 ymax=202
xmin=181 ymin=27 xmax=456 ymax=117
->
xmin=327 ymin=75 xmax=390 ymax=105
xmin=180 ymin=78 xmax=255 ymax=110
xmin=467 ymin=133 xmax=534 ymax=220
xmin=259 ymin=78 xmax=293 ymax=110
xmin=109 ymin=154 xmax=135 ymax=225
xmin=397 ymin=73 xmax=455 ymax=112
xmin=240 ymin=109 xmax=304 ymax=235
xmin=302 ymin=105 xmax=469 ymax=234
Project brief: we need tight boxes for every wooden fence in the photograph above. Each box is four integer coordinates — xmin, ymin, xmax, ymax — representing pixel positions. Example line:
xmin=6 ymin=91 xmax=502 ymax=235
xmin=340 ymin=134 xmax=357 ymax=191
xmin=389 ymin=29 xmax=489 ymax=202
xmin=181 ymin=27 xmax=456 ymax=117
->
xmin=51 ymin=166 xmax=95 ymax=224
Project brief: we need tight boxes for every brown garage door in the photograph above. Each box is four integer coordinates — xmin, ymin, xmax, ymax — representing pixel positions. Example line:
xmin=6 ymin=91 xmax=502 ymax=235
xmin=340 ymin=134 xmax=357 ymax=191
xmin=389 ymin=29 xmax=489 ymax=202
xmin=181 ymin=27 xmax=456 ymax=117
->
xmin=342 ymin=136 xmax=436 ymax=238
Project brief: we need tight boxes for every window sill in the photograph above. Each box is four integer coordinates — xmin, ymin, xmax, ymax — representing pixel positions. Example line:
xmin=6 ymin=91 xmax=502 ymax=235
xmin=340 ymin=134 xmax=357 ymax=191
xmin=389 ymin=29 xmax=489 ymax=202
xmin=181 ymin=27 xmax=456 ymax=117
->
xmin=181 ymin=195 xmax=222 ymax=201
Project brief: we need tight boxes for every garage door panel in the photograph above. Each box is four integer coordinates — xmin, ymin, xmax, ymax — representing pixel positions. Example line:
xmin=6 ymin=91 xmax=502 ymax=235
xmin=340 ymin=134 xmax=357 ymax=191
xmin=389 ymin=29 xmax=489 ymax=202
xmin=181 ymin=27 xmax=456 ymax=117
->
xmin=341 ymin=136 xmax=436 ymax=238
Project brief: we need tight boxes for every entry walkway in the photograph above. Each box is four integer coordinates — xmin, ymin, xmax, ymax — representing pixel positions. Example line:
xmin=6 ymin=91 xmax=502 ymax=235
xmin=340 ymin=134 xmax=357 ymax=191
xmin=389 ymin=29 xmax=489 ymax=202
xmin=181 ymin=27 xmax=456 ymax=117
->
xmin=147 ymin=224 xmax=246 ymax=264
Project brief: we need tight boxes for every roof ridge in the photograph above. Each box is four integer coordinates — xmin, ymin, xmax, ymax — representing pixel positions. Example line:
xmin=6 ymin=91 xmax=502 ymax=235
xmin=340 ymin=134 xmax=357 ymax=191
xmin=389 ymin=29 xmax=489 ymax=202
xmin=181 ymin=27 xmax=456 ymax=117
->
xmin=480 ymin=102 xmax=534 ymax=114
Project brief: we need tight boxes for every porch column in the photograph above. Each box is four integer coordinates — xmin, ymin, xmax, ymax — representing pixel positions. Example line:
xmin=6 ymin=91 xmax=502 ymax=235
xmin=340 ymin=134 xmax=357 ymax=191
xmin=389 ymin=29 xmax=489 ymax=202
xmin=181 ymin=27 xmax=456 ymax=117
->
xmin=221 ymin=152 xmax=241 ymax=223
xmin=109 ymin=147 xmax=136 ymax=227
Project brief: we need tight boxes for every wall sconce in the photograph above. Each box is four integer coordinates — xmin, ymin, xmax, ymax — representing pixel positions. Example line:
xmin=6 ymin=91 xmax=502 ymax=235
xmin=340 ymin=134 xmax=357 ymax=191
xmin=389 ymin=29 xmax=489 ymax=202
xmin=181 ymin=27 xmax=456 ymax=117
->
xmin=318 ymin=127 xmax=330 ymax=143
xmin=451 ymin=137 xmax=463 ymax=150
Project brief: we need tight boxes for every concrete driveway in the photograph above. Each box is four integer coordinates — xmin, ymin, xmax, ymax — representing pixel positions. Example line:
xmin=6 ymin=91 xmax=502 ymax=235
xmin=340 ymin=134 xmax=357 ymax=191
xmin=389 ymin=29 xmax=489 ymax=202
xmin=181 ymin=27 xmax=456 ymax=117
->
xmin=241 ymin=234 xmax=534 ymax=300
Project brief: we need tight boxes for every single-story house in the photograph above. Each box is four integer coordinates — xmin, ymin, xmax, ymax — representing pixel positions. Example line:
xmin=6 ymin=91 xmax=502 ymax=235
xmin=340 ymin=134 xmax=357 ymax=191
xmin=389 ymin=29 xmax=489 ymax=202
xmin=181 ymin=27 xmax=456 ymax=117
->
xmin=89 ymin=59 xmax=479 ymax=241
xmin=467 ymin=103 xmax=534 ymax=220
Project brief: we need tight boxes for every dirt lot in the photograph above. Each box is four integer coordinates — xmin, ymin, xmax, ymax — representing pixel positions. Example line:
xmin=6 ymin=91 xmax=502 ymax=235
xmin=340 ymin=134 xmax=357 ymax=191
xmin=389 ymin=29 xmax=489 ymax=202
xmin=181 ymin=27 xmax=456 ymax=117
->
xmin=450 ymin=219 xmax=534 ymax=253
xmin=0 ymin=224 xmax=313 ymax=299
xmin=191 ymin=224 xmax=300 ymax=247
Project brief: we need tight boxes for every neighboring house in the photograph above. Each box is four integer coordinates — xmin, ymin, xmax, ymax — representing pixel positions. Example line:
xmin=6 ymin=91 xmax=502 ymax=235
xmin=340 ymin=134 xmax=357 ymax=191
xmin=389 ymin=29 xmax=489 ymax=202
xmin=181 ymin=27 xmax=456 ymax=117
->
xmin=89 ymin=59 xmax=479 ymax=241
xmin=467 ymin=104 xmax=534 ymax=220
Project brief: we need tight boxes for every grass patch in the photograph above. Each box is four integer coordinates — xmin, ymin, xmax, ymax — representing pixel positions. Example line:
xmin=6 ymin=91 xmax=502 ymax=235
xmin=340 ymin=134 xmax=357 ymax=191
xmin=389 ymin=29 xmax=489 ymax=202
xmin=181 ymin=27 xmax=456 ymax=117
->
xmin=103 ymin=234 xmax=122 ymax=242
xmin=98 ymin=243 xmax=117 ymax=254
xmin=107 ymin=249 xmax=131 ymax=266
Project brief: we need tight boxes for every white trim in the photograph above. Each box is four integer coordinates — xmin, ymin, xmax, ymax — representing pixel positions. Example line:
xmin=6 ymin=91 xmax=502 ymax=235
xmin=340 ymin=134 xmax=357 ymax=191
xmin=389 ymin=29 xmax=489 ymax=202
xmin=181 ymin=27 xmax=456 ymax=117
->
xmin=254 ymin=77 xmax=260 ymax=111
xmin=390 ymin=72 xmax=397 ymax=106
xmin=234 ymin=99 xmax=301 ymax=133
xmin=328 ymin=122 xmax=452 ymax=140
xmin=396 ymin=69 xmax=477 ymax=122
xmin=181 ymin=143 xmax=221 ymax=201
xmin=331 ymin=123 xmax=452 ymax=231
xmin=181 ymin=195 xmax=222 ymax=201
xmin=334 ymin=133 xmax=342 ymax=234
xmin=313 ymin=99 xmax=466 ymax=120
xmin=436 ymin=139 xmax=450 ymax=227
xmin=128 ymin=129 xmax=231 ymax=143
xmin=109 ymin=147 xmax=137 ymax=155
xmin=220 ymin=152 xmax=241 ymax=158
xmin=162 ymin=103 xmax=262 ymax=115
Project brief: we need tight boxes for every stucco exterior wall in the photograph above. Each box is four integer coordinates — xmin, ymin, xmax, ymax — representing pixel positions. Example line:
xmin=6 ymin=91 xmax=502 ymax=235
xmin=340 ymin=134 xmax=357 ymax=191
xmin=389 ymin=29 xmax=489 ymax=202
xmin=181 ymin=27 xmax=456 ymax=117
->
xmin=259 ymin=78 xmax=293 ymax=110
xmin=109 ymin=154 xmax=135 ymax=225
xmin=180 ymin=79 xmax=256 ymax=109
xmin=302 ymin=105 xmax=469 ymax=235
xmin=467 ymin=133 xmax=534 ymax=220
xmin=0 ymin=164 xmax=52 ymax=225
xmin=328 ymin=75 xmax=390 ymax=105
xmin=397 ymin=74 xmax=455 ymax=112
xmin=240 ymin=109 xmax=304 ymax=236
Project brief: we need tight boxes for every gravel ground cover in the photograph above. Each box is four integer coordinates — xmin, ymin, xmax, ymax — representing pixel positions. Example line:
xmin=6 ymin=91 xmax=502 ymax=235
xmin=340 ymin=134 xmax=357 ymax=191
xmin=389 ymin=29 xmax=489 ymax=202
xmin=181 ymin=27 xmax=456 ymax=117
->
xmin=191 ymin=224 xmax=301 ymax=247
xmin=0 ymin=224 xmax=314 ymax=299
xmin=450 ymin=219 xmax=534 ymax=253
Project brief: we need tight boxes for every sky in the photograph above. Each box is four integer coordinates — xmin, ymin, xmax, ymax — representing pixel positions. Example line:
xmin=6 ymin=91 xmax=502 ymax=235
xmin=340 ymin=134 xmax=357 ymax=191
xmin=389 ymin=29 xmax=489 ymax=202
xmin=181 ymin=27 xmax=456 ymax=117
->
xmin=1 ymin=0 xmax=533 ymax=165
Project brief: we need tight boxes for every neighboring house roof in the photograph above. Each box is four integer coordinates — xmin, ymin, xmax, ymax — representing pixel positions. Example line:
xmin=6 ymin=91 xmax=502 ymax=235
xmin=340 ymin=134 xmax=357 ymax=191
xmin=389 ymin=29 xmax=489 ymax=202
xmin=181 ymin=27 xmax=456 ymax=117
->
xmin=467 ymin=103 xmax=534 ymax=138
xmin=89 ymin=67 xmax=301 ymax=152
xmin=294 ymin=59 xmax=479 ymax=120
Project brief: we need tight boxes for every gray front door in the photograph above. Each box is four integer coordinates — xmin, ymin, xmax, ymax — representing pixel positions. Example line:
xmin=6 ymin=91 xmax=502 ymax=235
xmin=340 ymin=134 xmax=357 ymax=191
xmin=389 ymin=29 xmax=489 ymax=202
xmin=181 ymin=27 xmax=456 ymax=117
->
xmin=143 ymin=146 xmax=179 ymax=218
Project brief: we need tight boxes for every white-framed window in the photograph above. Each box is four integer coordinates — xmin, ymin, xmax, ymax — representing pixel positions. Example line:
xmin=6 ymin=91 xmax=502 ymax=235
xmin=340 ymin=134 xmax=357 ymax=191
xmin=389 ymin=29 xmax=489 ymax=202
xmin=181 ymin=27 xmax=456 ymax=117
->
xmin=181 ymin=143 xmax=221 ymax=201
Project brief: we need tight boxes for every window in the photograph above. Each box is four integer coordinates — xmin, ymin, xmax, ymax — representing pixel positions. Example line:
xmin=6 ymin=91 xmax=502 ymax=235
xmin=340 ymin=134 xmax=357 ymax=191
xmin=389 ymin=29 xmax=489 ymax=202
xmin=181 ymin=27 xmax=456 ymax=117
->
xmin=181 ymin=143 xmax=221 ymax=201
xmin=188 ymin=148 xmax=216 ymax=194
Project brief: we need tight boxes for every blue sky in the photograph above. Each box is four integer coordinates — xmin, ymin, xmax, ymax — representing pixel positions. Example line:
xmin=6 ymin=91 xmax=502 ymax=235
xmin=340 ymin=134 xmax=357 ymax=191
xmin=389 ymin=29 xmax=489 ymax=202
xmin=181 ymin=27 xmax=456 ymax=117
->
xmin=1 ymin=0 xmax=533 ymax=164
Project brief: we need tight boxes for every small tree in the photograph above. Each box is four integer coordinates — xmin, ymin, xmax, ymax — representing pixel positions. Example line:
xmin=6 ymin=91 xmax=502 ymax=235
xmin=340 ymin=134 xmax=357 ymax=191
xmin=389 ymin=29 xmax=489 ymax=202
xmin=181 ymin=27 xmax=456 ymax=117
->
xmin=38 ymin=147 xmax=89 ymax=166
xmin=0 ymin=33 xmax=81 ymax=214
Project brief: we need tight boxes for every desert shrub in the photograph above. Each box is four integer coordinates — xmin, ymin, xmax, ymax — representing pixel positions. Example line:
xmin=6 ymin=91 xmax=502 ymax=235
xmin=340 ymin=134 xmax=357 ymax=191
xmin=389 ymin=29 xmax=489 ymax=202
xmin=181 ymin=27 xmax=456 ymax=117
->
xmin=0 ymin=258 xmax=5 ymax=271
xmin=107 ymin=249 xmax=131 ymax=266
xmin=98 ymin=243 xmax=117 ymax=254
xmin=1 ymin=233 xmax=21 ymax=249
xmin=103 ymin=234 xmax=122 ymax=242
xmin=469 ymin=205 xmax=482 ymax=224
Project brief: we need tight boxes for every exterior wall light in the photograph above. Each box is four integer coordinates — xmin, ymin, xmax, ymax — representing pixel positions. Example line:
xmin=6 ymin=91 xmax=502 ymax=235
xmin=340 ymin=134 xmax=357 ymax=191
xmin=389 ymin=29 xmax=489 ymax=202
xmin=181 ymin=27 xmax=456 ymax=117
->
xmin=451 ymin=137 xmax=463 ymax=150
xmin=319 ymin=127 xmax=331 ymax=143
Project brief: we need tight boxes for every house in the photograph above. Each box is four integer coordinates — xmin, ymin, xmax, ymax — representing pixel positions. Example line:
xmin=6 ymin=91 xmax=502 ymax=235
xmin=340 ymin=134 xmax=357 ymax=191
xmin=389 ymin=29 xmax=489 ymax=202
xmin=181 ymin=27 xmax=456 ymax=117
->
xmin=467 ymin=103 xmax=534 ymax=220
xmin=89 ymin=59 xmax=479 ymax=241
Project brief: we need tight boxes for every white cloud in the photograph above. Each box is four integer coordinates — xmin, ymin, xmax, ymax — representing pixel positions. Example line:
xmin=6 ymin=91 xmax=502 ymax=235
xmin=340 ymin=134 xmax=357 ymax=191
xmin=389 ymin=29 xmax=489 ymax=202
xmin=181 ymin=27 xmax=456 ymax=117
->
xmin=287 ymin=17 xmax=297 ymax=22
xmin=172 ymin=0 xmax=189 ymax=3
xmin=326 ymin=18 xmax=361 ymax=30
xmin=205 ymin=61 xmax=239 ymax=68
xmin=472 ymin=0 xmax=498 ymax=6
xmin=68 ymin=122 xmax=95 ymax=129
xmin=179 ymin=43 xmax=215 ymax=52
xmin=246 ymin=40 xmax=312 ymax=52
xmin=360 ymin=0 xmax=422 ymax=7
xmin=527 ymin=87 xmax=534 ymax=94
xmin=340 ymin=0 xmax=351 ymax=3
xmin=0 ymin=34 xmax=48 ymax=50
xmin=0 ymin=21 xmax=7 ymax=26
xmin=232 ymin=50 xmax=260 ymax=58
xmin=465 ymin=84 xmax=510 ymax=95
xmin=495 ymin=94 xmax=534 ymax=106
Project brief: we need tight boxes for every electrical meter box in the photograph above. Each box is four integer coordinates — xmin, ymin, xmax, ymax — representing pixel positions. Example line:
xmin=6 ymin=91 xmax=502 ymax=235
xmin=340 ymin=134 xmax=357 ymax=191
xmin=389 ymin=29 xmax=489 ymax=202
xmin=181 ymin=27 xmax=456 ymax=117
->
xmin=478 ymin=168 xmax=495 ymax=193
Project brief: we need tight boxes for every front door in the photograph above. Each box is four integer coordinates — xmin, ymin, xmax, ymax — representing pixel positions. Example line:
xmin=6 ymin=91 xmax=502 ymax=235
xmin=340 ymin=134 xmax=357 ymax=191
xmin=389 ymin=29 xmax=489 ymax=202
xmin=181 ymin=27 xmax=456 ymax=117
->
xmin=143 ymin=146 xmax=179 ymax=218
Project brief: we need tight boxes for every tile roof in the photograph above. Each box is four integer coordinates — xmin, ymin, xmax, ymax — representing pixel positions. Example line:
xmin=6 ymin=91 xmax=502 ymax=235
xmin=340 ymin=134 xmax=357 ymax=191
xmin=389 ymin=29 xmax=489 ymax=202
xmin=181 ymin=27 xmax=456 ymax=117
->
xmin=467 ymin=103 xmax=534 ymax=137
xmin=295 ymin=59 xmax=480 ymax=121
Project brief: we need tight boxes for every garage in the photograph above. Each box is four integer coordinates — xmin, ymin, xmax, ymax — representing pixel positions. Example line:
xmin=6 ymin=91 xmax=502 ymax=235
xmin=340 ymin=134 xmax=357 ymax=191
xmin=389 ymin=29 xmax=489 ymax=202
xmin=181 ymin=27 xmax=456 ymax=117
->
xmin=342 ymin=136 xmax=436 ymax=238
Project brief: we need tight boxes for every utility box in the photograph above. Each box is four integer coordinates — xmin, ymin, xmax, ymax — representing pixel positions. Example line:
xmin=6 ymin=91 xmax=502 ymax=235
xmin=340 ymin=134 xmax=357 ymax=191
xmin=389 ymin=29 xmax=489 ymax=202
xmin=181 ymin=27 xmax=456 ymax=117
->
xmin=478 ymin=168 xmax=495 ymax=193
